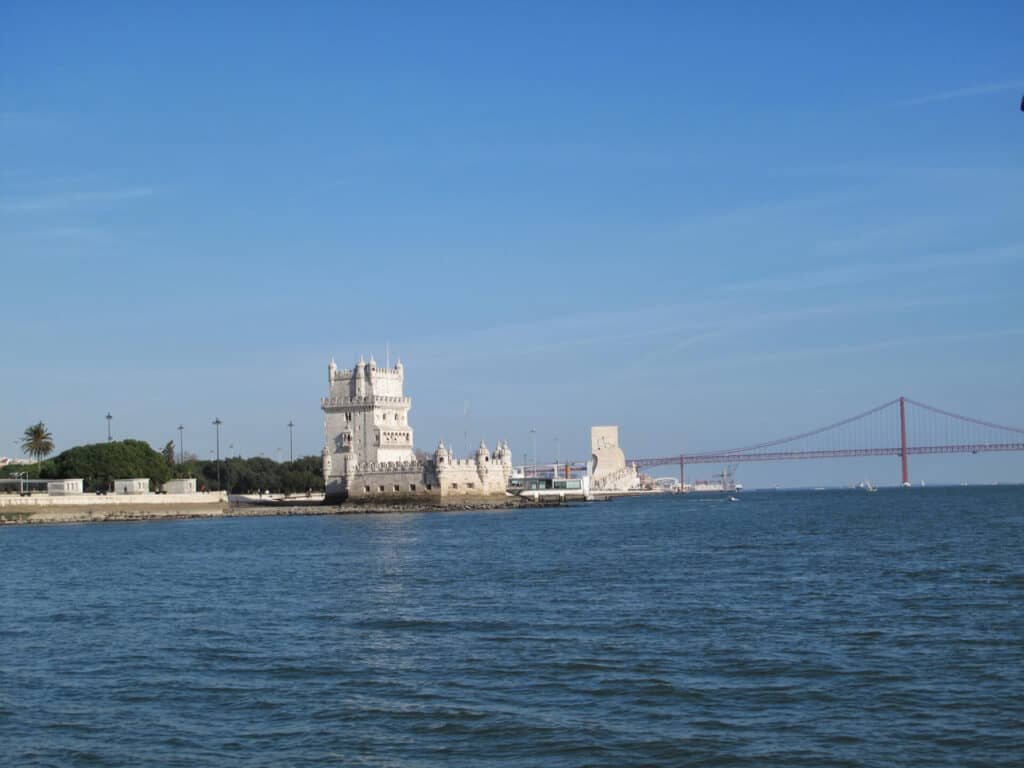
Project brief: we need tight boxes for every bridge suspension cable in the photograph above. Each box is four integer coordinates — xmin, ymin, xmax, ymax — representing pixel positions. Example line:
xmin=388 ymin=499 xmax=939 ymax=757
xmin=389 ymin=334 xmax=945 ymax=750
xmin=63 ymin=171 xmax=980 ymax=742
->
xmin=629 ymin=395 xmax=1024 ymax=485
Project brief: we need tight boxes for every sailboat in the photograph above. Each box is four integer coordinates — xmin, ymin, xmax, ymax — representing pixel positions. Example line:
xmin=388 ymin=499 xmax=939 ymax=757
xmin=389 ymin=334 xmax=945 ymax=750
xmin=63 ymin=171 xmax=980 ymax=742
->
xmin=859 ymin=479 xmax=878 ymax=493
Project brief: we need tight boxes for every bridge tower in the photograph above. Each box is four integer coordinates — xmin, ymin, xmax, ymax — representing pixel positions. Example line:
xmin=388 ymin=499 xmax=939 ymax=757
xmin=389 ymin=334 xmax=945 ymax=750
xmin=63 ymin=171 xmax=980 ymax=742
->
xmin=899 ymin=395 xmax=909 ymax=486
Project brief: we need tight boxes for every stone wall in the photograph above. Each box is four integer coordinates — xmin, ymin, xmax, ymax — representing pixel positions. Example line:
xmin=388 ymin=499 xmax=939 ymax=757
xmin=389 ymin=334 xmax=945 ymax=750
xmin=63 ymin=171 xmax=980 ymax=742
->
xmin=339 ymin=461 xmax=440 ymax=503
xmin=0 ymin=492 xmax=229 ymax=524
xmin=435 ymin=457 xmax=511 ymax=498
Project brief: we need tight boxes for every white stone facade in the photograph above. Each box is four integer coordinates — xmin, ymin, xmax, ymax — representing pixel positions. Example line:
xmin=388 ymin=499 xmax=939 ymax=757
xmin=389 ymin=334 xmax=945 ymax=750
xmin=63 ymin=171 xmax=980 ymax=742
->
xmin=588 ymin=425 xmax=639 ymax=492
xmin=431 ymin=439 xmax=513 ymax=498
xmin=322 ymin=356 xmax=513 ymax=502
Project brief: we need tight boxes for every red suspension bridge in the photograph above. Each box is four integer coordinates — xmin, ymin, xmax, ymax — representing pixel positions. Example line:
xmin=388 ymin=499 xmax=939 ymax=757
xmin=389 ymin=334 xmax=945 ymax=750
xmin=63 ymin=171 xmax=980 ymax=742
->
xmin=630 ymin=396 xmax=1024 ymax=486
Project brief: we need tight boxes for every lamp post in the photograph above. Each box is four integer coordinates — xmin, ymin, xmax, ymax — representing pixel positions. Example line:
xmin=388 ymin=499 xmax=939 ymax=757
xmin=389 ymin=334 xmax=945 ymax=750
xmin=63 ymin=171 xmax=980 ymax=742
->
xmin=106 ymin=412 xmax=112 ymax=442
xmin=177 ymin=424 xmax=184 ymax=464
xmin=530 ymin=427 xmax=537 ymax=478
xmin=287 ymin=420 xmax=294 ymax=462
xmin=212 ymin=418 xmax=222 ymax=491
xmin=554 ymin=436 xmax=560 ymax=476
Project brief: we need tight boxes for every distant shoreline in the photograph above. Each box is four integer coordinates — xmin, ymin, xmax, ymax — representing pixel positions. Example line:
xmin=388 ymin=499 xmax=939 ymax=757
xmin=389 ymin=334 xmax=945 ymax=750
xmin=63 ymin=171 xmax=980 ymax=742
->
xmin=0 ymin=494 xmax=552 ymax=526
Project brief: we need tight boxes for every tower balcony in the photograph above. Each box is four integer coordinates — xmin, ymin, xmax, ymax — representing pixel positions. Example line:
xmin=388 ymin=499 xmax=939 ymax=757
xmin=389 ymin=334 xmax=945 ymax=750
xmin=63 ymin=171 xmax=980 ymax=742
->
xmin=322 ymin=395 xmax=412 ymax=409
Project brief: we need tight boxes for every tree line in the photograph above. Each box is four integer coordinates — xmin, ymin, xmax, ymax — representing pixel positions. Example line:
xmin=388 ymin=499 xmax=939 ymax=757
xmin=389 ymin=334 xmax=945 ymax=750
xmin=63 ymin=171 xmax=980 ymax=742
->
xmin=3 ymin=424 xmax=323 ymax=494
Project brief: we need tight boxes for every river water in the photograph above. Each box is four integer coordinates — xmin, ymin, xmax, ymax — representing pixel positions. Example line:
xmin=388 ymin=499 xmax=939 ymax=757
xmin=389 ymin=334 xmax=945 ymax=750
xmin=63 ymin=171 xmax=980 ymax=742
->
xmin=2 ymin=487 xmax=1022 ymax=766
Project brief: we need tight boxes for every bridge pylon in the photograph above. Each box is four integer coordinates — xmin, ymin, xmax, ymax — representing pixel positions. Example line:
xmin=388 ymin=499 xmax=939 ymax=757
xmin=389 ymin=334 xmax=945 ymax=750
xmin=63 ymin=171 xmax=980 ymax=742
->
xmin=899 ymin=396 xmax=909 ymax=486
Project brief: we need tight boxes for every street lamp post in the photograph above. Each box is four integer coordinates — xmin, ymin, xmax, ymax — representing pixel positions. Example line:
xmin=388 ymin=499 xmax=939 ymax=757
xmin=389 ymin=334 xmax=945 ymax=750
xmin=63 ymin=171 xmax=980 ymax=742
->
xmin=530 ymin=427 xmax=537 ymax=479
xmin=554 ymin=437 xmax=560 ymax=476
xmin=212 ymin=418 xmax=222 ymax=491
xmin=177 ymin=424 xmax=184 ymax=464
xmin=106 ymin=412 xmax=112 ymax=442
xmin=288 ymin=420 xmax=294 ymax=462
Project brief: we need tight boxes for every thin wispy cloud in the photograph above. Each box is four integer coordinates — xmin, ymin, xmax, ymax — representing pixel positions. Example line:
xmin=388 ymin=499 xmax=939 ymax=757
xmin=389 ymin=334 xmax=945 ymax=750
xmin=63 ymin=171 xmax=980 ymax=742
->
xmin=380 ymin=290 xmax=988 ymax=377
xmin=0 ymin=225 xmax=111 ymax=243
xmin=723 ymin=242 xmax=1023 ymax=296
xmin=682 ymin=327 xmax=1024 ymax=375
xmin=772 ymin=164 xmax=1024 ymax=181
xmin=0 ymin=187 xmax=155 ymax=213
xmin=900 ymin=80 xmax=1024 ymax=107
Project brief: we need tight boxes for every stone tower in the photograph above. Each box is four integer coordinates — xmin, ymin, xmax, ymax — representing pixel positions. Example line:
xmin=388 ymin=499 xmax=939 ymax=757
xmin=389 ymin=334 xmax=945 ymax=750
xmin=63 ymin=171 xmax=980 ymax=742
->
xmin=322 ymin=356 xmax=416 ymax=497
xmin=321 ymin=355 xmax=513 ymax=503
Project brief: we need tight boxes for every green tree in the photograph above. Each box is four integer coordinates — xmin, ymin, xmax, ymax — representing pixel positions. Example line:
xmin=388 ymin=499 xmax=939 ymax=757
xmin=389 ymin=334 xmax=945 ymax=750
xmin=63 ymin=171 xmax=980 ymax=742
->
xmin=21 ymin=421 xmax=54 ymax=472
xmin=53 ymin=440 xmax=172 ymax=491
xmin=174 ymin=454 xmax=324 ymax=494
xmin=162 ymin=440 xmax=176 ymax=467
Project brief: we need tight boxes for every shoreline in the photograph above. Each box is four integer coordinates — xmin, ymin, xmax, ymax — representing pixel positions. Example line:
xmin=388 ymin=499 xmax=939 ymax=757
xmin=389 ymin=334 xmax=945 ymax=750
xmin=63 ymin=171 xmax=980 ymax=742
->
xmin=0 ymin=494 xmax=559 ymax=526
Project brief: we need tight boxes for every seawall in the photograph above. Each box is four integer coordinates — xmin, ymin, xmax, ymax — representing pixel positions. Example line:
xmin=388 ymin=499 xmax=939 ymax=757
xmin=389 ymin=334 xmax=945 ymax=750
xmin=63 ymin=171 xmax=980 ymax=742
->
xmin=0 ymin=493 xmax=562 ymax=525
xmin=0 ymin=492 xmax=229 ymax=525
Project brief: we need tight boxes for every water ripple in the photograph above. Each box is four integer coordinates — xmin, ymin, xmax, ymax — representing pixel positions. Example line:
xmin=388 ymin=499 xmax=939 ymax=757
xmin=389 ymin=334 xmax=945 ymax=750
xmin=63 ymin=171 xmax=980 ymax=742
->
xmin=1 ymin=487 xmax=1023 ymax=766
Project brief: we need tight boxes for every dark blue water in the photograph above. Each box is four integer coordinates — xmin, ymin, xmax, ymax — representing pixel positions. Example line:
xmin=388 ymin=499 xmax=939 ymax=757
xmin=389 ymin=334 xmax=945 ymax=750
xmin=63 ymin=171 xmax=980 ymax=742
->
xmin=2 ymin=488 xmax=1022 ymax=767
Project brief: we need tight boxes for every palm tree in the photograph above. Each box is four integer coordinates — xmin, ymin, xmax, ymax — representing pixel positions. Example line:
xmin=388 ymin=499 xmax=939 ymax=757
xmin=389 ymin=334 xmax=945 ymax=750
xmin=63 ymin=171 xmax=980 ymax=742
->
xmin=21 ymin=422 xmax=54 ymax=474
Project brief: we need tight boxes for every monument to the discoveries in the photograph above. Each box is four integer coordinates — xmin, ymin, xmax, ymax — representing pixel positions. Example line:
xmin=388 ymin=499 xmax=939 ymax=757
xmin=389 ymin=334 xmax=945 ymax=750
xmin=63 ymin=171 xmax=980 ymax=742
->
xmin=588 ymin=425 xmax=640 ymax=492
xmin=322 ymin=356 xmax=513 ymax=503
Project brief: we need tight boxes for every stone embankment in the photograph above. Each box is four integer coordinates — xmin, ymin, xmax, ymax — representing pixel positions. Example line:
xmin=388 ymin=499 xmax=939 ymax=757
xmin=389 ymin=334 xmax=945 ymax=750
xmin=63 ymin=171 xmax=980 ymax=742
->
xmin=0 ymin=492 xmax=229 ymax=525
xmin=232 ymin=496 xmax=545 ymax=515
xmin=1 ymin=494 xmax=556 ymax=525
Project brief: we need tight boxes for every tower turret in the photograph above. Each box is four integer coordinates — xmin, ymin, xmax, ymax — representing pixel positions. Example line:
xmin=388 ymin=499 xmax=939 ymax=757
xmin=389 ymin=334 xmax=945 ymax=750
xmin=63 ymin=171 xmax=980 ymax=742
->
xmin=355 ymin=356 xmax=366 ymax=397
xmin=476 ymin=440 xmax=491 ymax=464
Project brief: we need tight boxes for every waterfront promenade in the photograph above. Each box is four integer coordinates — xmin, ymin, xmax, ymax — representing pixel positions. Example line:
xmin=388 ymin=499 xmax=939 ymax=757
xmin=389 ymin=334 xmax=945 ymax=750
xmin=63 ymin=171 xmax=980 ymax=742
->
xmin=0 ymin=492 xmax=229 ymax=524
xmin=0 ymin=492 xmax=539 ymax=525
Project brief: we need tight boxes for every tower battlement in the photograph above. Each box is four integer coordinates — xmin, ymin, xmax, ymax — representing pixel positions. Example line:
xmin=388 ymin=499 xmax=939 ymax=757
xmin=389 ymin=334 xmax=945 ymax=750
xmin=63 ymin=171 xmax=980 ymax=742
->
xmin=328 ymin=356 xmax=405 ymax=399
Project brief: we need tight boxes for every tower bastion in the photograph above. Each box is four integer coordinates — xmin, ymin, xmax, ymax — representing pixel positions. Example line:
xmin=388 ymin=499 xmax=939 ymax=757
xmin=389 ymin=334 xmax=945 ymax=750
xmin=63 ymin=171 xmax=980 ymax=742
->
xmin=322 ymin=355 xmax=512 ymax=503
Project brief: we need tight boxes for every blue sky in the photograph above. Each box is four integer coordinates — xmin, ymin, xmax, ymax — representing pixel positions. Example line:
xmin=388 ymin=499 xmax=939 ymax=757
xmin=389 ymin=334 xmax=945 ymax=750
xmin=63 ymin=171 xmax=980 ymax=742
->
xmin=2 ymin=1 xmax=1022 ymax=486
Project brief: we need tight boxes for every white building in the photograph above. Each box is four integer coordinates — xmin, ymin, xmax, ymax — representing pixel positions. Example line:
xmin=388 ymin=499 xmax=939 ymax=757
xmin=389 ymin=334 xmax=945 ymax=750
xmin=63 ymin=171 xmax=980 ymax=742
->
xmin=114 ymin=478 xmax=149 ymax=495
xmin=47 ymin=479 xmax=83 ymax=496
xmin=162 ymin=478 xmax=197 ymax=494
xmin=0 ymin=457 xmax=33 ymax=468
xmin=322 ymin=356 xmax=512 ymax=502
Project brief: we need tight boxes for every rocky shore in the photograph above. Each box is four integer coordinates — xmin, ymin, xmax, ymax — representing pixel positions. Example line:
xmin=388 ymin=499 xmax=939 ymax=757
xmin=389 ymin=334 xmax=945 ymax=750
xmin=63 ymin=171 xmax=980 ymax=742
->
xmin=229 ymin=496 xmax=552 ymax=516
xmin=1 ymin=495 xmax=558 ymax=525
